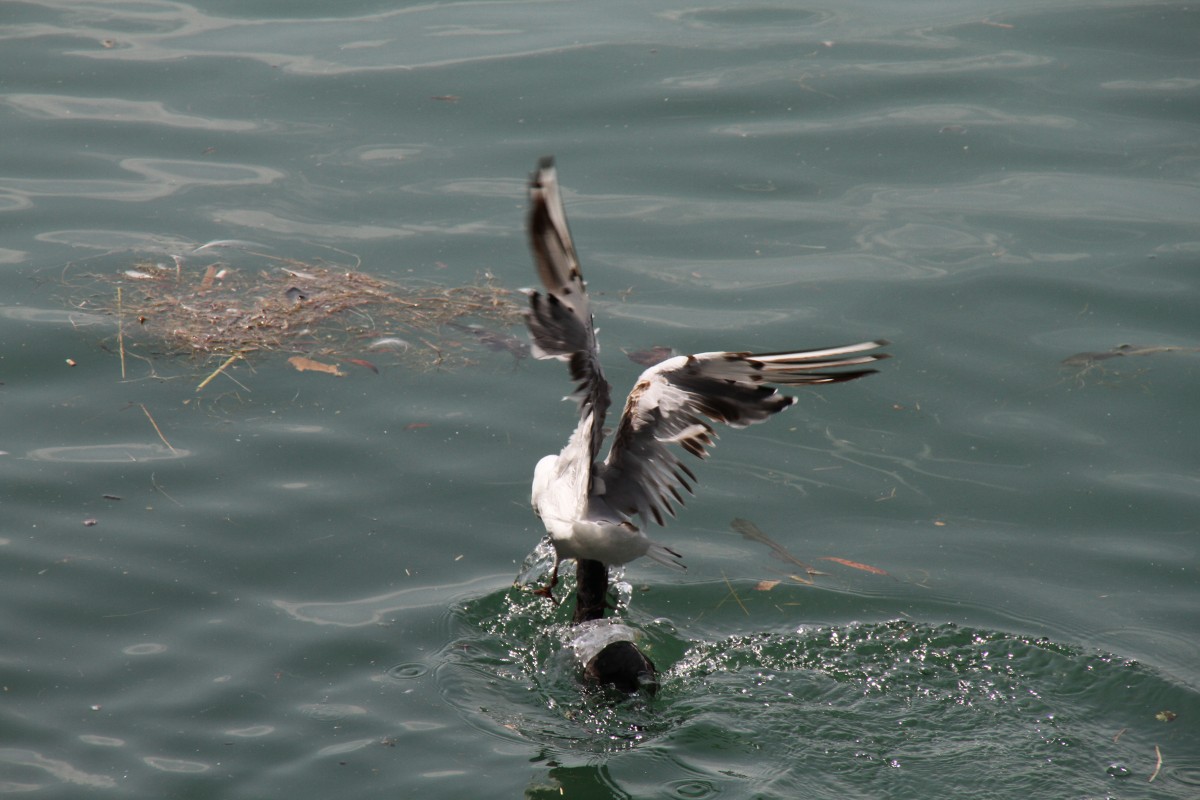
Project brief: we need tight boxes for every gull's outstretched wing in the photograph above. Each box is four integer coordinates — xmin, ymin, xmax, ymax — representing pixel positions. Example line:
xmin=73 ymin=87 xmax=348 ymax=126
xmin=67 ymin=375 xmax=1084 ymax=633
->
xmin=595 ymin=342 xmax=889 ymax=526
xmin=524 ymin=157 xmax=611 ymax=463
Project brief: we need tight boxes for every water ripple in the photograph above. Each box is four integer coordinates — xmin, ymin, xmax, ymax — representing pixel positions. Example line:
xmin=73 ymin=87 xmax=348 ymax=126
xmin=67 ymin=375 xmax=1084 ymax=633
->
xmin=386 ymin=662 xmax=430 ymax=680
xmin=4 ymin=94 xmax=257 ymax=131
xmin=298 ymin=703 xmax=368 ymax=723
xmin=0 ymin=749 xmax=115 ymax=789
xmin=274 ymin=574 xmax=508 ymax=627
xmin=142 ymin=756 xmax=209 ymax=773
xmin=0 ymin=306 xmax=112 ymax=327
xmin=2 ymin=158 xmax=282 ymax=203
xmin=27 ymin=443 xmax=190 ymax=463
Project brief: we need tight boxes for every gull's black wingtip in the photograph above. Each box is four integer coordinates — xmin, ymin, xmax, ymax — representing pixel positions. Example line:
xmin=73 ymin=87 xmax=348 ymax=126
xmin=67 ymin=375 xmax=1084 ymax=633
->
xmin=531 ymin=156 xmax=556 ymax=190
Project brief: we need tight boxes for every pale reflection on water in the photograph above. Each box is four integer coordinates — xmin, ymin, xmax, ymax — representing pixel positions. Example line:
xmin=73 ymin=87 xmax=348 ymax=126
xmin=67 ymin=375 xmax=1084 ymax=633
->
xmin=26 ymin=443 xmax=190 ymax=463
xmin=274 ymin=574 xmax=510 ymax=627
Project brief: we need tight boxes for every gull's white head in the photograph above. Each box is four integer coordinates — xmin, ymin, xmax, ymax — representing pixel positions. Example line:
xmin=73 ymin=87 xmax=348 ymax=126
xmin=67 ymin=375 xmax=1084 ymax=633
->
xmin=531 ymin=454 xmax=558 ymax=513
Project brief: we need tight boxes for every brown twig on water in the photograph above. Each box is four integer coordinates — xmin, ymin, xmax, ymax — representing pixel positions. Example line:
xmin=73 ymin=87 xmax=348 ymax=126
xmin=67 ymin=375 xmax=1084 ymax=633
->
xmin=196 ymin=352 xmax=242 ymax=392
xmin=117 ymin=287 xmax=127 ymax=380
xmin=138 ymin=403 xmax=178 ymax=455
xmin=150 ymin=472 xmax=182 ymax=507
xmin=1148 ymin=745 xmax=1163 ymax=782
xmin=718 ymin=571 xmax=750 ymax=616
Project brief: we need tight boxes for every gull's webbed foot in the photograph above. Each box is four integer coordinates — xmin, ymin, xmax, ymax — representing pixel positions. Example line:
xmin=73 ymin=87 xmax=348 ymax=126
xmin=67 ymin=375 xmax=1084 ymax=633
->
xmin=532 ymin=560 xmax=561 ymax=604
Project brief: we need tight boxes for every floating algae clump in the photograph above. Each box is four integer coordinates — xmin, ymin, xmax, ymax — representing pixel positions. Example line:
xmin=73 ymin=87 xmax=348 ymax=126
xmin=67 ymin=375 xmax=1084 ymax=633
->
xmin=68 ymin=246 xmax=526 ymax=377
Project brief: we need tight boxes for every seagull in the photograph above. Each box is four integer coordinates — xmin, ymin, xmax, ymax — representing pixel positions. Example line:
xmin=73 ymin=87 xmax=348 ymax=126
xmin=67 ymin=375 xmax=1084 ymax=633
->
xmin=524 ymin=157 xmax=888 ymax=598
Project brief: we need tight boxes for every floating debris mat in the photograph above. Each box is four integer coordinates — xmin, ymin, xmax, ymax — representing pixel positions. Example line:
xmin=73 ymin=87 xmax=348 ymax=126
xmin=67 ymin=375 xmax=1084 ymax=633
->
xmin=66 ymin=247 xmax=527 ymax=378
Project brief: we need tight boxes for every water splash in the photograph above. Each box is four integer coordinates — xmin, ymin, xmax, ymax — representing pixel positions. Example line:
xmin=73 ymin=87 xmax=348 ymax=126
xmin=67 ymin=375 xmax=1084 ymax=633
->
xmin=439 ymin=585 xmax=1200 ymax=795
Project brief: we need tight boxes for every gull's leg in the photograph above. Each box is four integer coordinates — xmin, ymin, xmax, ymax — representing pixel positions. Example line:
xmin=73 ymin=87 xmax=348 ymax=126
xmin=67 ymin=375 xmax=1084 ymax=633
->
xmin=533 ymin=557 xmax=562 ymax=604
xmin=572 ymin=559 xmax=608 ymax=623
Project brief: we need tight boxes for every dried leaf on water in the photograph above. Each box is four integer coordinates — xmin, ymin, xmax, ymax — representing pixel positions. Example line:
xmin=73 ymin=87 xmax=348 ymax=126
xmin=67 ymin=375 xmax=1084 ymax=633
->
xmin=344 ymin=358 xmax=379 ymax=374
xmin=819 ymin=556 xmax=889 ymax=576
xmin=288 ymin=356 xmax=345 ymax=377
xmin=198 ymin=264 xmax=218 ymax=291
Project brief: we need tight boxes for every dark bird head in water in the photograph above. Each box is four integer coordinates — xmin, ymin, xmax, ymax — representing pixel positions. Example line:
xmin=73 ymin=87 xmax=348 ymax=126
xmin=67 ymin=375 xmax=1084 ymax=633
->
xmin=584 ymin=640 xmax=658 ymax=696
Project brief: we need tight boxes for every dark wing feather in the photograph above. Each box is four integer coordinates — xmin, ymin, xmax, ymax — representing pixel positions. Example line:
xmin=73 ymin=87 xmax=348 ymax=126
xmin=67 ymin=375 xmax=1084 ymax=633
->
xmin=524 ymin=157 xmax=611 ymax=464
xmin=595 ymin=342 xmax=889 ymax=526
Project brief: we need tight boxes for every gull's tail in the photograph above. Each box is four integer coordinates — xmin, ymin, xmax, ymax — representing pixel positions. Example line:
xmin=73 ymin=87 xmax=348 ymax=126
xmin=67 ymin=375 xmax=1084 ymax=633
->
xmin=646 ymin=541 xmax=686 ymax=571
